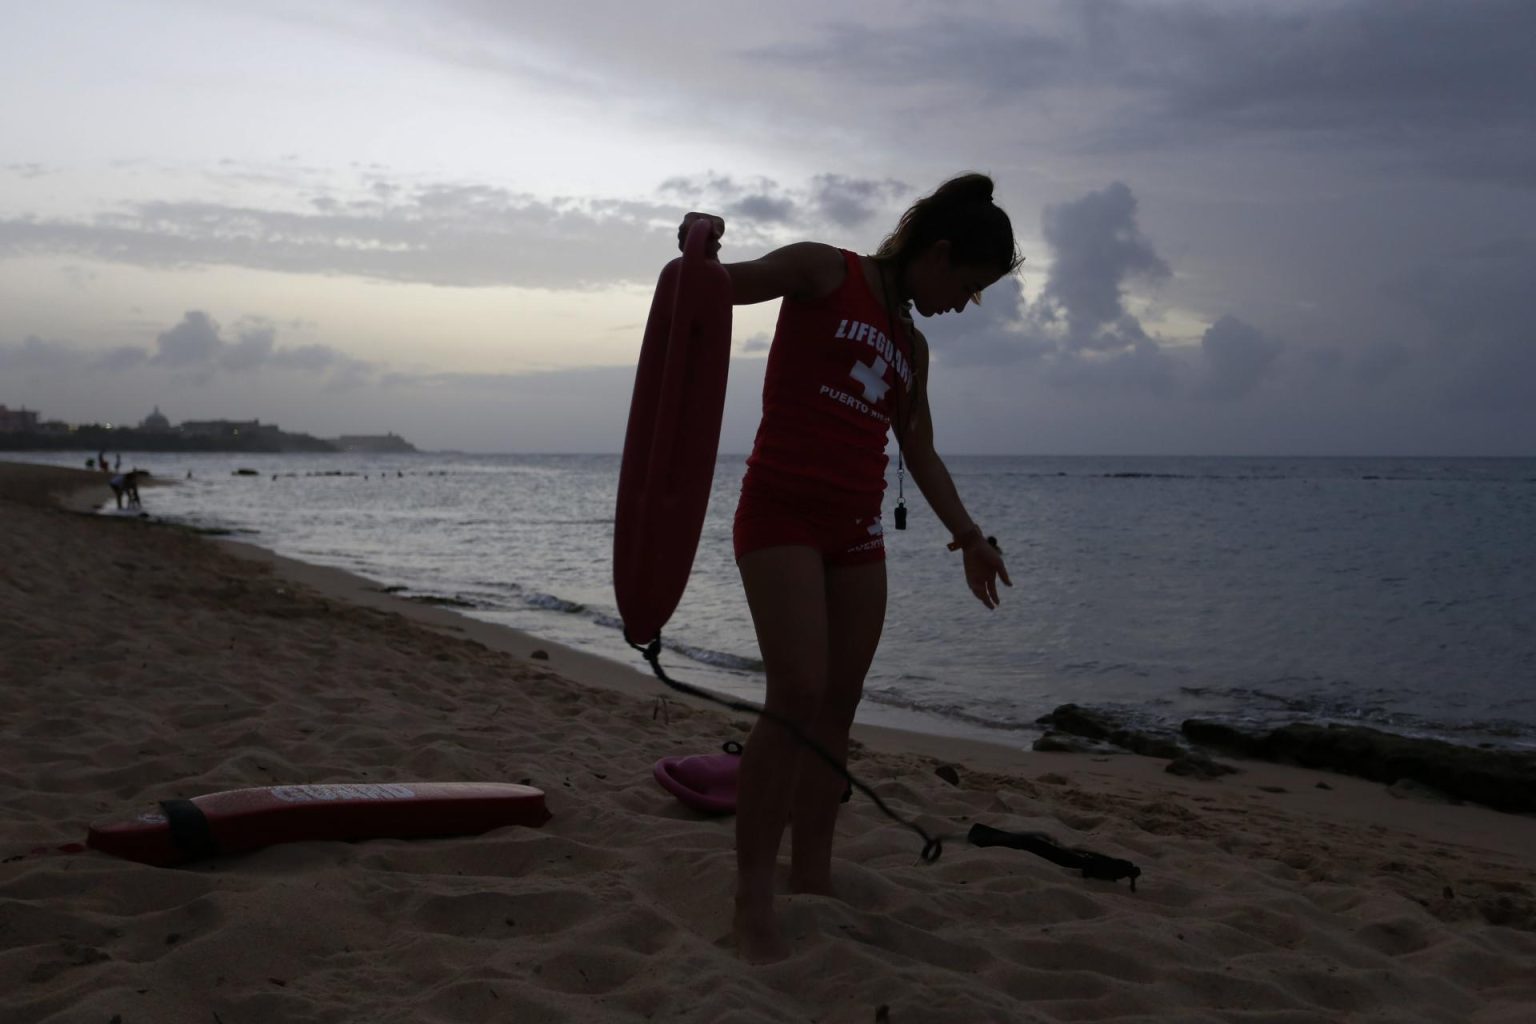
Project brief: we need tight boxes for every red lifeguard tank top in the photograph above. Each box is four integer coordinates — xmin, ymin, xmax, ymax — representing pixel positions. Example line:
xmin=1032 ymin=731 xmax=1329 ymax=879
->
xmin=743 ymin=249 xmax=914 ymax=512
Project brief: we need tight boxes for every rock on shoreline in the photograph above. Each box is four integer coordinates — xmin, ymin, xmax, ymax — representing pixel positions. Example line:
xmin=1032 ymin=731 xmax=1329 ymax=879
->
xmin=1181 ymin=719 xmax=1536 ymax=815
xmin=1035 ymin=704 xmax=1536 ymax=814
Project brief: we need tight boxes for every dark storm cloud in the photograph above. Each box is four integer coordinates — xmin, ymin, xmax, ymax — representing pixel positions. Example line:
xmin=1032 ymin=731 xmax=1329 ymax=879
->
xmin=942 ymin=182 xmax=1173 ymax=372
xmin=1195 ymin=315 xmax=1284 ymax=400
xmin=727 ymin=194 xmax=797 ymax=224
xmin=809 ymin=174 xmax=910 ymax=229
xmin=370 ymin=354 xmax=773 ymax=454
xmin=936 ymin=183 xmax=1284 ymax=402
xmin=151 ymin=311 xmax=223 ymax=367
xmin=1397 ymin=238 xmax=1536 ymax=349
xmin=758 ymin=0 xmax=1536 ymax=185
xmin=1037 ymin=182 xmax=1170 ymax=351
xmin=2 ymin=315 xmax=375 ymax=407
xmin=1123 ymin=1 xmax=1536 ymax=164
xmin=0 ymin=187 xmax=676 ymax=289
xmin=1346 ymin=339 xmax=1411 ymax=387
xmin=923 ymin=275 xmax=1037 ymax=368
xmin=221 ymin=324 xmax=277 ymax=372
xmin=135 ymin=313 xmax=374 ymax=383
xmin=658 ymin=173 xmax=739 ymax=197
xmin=661 ymin=174 xmax=802 ymax=241
xmin=748 ymin=14 xmax=1073 ymax=99
xmin=659 ymin=172 xmax=910 ymax=236
xmin=0 ymin=335 xmax=76 ymax=373
xmin=738 ymin=331 xmax=772 ymax=355
xmin=1040 ymin=337 xmax=1180 ymax=398
xmin=1388 ymin=237 xmax=1536 ymax=410
xmin=94 ymin=346 xmax=149 ymax=372
xmin=0 ymin=171 xmax=909 ymax=288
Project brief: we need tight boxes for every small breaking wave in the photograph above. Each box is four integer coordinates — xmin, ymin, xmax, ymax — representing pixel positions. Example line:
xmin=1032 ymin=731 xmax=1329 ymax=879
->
xmin=1174 ymin=684 xmax=1536 ymax=749
xmin=663 ymin=640 xmax=764 ymax=672
xmin=403 ymin=593 xmax=482 ymax=610
xmin=587 ymin=614 xmax=763 ymax=671
xmin=524 ymin=593 xmax=587 ymax=615
xmin=861 ymin=691 xmax=1039 ymax=733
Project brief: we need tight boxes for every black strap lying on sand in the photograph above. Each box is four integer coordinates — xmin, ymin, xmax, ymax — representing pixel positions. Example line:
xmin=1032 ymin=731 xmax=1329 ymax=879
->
xmin=159 ymin=799 xmax=221 ymax=861
xmin=631 ymin=636 xmax=952 ymax=863
xmin=632 ymin=636 xmax=1145 ymax=891
xmin=968 ymin=823 xmax=1141 ymax=890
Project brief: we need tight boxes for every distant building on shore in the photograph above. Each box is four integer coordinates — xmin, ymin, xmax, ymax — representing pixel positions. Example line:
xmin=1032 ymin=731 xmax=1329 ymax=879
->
xmin=334 ymin=432 xmax=418 ymax=454
xmin=0 ymin=404 xmax=40 ymax=433
xmin=140 ymin=406 xmax=172 ymax=433
xmin=180 ymin=419 xmax=283 ymax=442
xmin=1 ymin=402 xmax=411 ymax=453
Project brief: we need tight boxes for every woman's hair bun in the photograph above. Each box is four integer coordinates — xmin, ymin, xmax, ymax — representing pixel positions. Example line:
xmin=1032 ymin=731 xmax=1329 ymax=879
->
xmin=936 ymin=172 xmax=995 ymax=205
xmin=875 ymin=171 xmax=1020 ymax=273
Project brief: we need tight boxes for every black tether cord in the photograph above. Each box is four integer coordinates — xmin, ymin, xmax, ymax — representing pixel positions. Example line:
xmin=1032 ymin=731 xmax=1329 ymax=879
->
xmin=967 ymin=823 xmax=1140 ymax=891
xmin=623 ymin=259 xmax=1141 ymax=884
xmin=629 ymin=635 xmax=953 ymax=863
xmin=628 ymin=639 xmax=1143 ymax=888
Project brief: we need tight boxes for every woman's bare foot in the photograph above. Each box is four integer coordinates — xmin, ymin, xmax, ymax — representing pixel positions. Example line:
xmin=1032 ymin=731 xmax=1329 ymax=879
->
xmin=733 ymin=901 xmax=791 ymax=964
xmin=788 ymin=872 xmax=837 ymax=898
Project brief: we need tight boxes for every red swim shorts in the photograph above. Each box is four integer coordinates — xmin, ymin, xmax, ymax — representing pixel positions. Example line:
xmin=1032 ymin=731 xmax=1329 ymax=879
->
xmin=733 ymin=483 xmax=885 ymax=566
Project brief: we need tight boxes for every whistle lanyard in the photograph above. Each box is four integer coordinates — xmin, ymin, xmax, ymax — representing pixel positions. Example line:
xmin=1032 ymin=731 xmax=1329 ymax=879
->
xmin=878 ymin=258 xmax=913 ymax=530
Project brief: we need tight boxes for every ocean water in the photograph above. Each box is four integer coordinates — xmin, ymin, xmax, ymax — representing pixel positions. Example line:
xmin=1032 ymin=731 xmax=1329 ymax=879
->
xmin=19 ymin=450 xmax=1536 ymax=751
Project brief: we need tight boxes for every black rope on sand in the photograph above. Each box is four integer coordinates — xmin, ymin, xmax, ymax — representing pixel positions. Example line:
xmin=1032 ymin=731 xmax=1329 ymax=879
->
xmin=630 ymin=635 xmax=950 ymax=863
xmin=967 ymin=823 xmax=1141 ymax=891
xmin=630 ymin=636 xmax=1144 ymax=889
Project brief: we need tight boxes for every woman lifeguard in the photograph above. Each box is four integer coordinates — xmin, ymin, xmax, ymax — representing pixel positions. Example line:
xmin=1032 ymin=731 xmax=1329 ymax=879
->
xmin=680 ymin=172 xmax=1020 ymax=961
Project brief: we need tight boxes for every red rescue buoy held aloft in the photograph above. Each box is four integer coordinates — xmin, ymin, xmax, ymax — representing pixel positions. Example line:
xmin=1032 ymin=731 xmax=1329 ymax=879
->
xmin=613 ymin=218 xmax=733 ymax=648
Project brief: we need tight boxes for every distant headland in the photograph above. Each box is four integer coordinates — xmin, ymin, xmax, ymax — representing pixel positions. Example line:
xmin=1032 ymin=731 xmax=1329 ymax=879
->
xmin=0 ymin=404 xmax=416 ymax=454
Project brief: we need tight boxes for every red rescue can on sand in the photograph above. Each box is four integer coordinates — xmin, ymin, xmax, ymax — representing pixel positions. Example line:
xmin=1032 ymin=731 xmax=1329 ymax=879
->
xmin=87 ymin=782 xmax=550 ymax=867
xmin=613 ymin=218 xmax=733 ymax=648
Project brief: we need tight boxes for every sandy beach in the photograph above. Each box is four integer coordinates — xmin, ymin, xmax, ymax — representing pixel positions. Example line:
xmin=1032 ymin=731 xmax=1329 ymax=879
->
xmin=2 ymin=460 xmax=1533 ymax=1024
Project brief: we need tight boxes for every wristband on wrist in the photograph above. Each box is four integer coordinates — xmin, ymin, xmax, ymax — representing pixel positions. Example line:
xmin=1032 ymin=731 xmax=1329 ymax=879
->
xmin=946 ymin=524 xmax=983 ymax=552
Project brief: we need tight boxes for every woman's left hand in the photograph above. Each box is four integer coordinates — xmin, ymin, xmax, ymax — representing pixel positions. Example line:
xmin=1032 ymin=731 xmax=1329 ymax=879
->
xmin=963 ymin=541 xmax=1012 ymax=610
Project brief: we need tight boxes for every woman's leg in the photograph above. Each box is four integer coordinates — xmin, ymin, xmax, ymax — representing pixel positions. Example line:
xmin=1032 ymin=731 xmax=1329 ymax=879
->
xmin=734 ymin=544 xmax=829 ymax=962
xmin=788 ymin=558 xmax=886 ymax=894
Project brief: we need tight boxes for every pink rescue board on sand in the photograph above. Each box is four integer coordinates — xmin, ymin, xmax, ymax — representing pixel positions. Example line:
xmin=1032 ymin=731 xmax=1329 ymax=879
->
xmin=87 ymin=781 xmax=551 ymax=867
xmin=653 ymin=746 xmax=742 ymax=815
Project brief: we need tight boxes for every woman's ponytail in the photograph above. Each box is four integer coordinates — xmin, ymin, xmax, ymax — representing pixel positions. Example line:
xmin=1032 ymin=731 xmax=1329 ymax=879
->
xmin=876 ymin=173 xmax=1020 ymax=275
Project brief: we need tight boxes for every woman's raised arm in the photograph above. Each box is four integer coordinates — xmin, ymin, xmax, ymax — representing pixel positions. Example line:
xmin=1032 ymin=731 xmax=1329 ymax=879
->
xmin=677 ymin=213 xmax=843 ymax=305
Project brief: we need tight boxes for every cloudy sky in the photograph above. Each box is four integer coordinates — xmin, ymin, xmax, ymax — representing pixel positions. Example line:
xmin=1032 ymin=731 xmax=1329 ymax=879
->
xmin=3 ymin=0 xmax=1533 ymax=454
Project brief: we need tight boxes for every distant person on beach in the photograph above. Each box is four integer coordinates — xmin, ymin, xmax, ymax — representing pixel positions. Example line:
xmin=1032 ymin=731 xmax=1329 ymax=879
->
xmin=109 ymin=470 xmax=142 ymax=510
xmin=678 ymin=173 xmax=1017 ymax=962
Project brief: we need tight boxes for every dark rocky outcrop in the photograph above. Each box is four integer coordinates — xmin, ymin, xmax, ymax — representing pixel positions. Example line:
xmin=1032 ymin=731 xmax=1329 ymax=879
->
xmin=1181 ymin=720 xmax=1536 ymax=814
xmin=1032 ymin=732 xmax=1099 ymax=754
xmin=1036 ymin=704 xmax=1185 ymax=759
xmin=1166 ymin=752 xmax=1240 ymax=779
